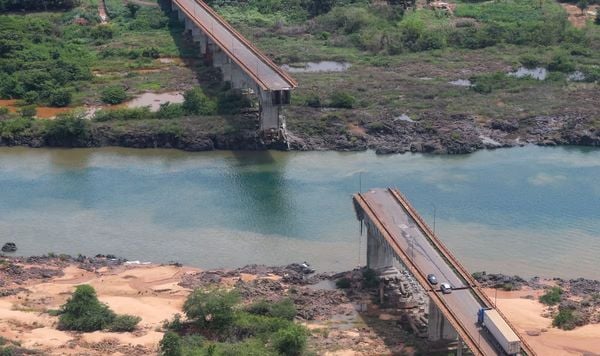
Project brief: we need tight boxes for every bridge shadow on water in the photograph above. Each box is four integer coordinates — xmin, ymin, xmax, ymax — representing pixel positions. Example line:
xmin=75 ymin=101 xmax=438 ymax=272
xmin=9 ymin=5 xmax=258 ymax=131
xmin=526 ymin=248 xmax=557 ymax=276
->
xmin=224 ymin=150 xmax=298 ymax=237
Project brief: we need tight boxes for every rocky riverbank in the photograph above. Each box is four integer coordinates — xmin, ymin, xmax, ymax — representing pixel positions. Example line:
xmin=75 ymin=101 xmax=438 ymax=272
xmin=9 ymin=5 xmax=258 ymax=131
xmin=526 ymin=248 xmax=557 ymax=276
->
xmin=0 ymin=112 xmax=598 ymax=154
xmin=1 ymin=255 xmax=600 ymax=355
xmin=288 ymin=112 xmax=600 ymax=154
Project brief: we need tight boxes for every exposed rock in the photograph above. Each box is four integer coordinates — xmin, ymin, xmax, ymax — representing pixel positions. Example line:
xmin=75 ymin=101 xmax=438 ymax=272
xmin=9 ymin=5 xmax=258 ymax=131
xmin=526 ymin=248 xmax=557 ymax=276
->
xmin=1 ymin=242 xmax=17 ymax=252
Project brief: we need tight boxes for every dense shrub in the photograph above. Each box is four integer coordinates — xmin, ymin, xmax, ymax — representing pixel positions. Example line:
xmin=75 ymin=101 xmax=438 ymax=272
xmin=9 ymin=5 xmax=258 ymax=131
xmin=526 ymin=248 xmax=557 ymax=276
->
xmin=335 ymin=278 xmax=351 ymax=289
xmin=101 ymin=86 xmax=128 ymax=105
xmin=183 ymin=289 xmax=240 ymax=331
xmin=156 ymin=102 xmax=185 ymax=119
xmin=305 ymin=93 xmax=321 ymax=108
xmin=552 ymin=306 xmax=584 ymax=330
xmin=58 ymin=285 xmax=116 ymax=332
xmin=271 ymin=324 xmax=307 ymax=356
xmin=49 ymin=88 xmax=72 ymax=107
xmin=44 ymin=113 xmax=90 ymax=146
xmin=547 ymin=53 xmax=576 ymax=72
xmin=183 ymin=88 xmax=218 ymax=115
xmin=362 ymin=268 xmax=379 ymax=288
xmin=246 ymin=299 xmax=297 ymax=320
xmin=109 ymin=314 xmax=141 ymax=332
xmin=540 ymin=287 xmax=563 ymax=305
xmin=329 ymin=92 xmax=356 ymax=108
xmin=0 ymin=117 xmax=33 ymax=139
xmin=18 ymin=105 xmax=36 ymax=118
xmin=217 ymin=89 xmax=251 ymax=115
xmin=160 ymin=331 xmax=183 ymax=356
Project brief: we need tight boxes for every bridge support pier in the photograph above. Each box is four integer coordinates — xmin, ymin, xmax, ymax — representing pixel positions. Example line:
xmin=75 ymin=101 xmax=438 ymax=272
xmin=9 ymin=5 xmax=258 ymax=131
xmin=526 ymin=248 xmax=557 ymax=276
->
xmin=428 ymin=301 xmax=458 ymax=341
xmin=169 ymin=0 xmax=295 ymax=136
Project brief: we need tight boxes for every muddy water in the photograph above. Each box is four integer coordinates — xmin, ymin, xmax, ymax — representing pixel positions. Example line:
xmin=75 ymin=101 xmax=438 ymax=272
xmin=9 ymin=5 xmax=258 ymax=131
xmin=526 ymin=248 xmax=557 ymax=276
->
xmin=0 ymin=146 xmax=598 ymax=278
xmin=281 ymin=61 xmax=351 ymax=73
xmin=124 ymin=92 xmax=184 ymax=111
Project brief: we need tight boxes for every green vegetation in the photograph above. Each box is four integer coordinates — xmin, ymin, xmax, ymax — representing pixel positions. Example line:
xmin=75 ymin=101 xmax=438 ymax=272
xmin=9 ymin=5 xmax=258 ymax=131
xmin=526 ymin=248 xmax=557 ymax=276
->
xmin=0 ymin=0 xmax=80 ymax=11
xmin=101 ymin=85 xmax=128 ymax=104
xmin=56 ymin=284 xmax=140 ymax=332
xmin=161 ymin=288 xmax=307 ymax=356
xmin=335 ymin=277 xmax=351 ymax=289
xmin=539 ymin=286 xmax=563 ymax=306
xmin=552 ymin=306 xmax=584 ymax=330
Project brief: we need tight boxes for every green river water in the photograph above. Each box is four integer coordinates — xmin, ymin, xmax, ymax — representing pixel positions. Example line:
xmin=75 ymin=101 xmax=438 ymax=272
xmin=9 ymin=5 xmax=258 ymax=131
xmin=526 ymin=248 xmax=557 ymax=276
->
xmin=0 ymin=145 xmax=598 ymax=279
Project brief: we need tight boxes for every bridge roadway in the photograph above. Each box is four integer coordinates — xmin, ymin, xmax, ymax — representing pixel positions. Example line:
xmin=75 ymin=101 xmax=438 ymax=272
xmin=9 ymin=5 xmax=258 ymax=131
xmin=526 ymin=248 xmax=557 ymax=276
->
xmin=354 ymin=188 xmax=537 ymax=356
xmin=173 ymin=0 xmax=297 ymax=91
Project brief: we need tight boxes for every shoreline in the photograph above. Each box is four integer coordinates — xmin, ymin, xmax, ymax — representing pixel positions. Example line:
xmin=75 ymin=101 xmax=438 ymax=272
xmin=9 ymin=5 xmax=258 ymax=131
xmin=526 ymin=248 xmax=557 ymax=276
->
xmin=1 ymin=254 xmax=599 ymax=355
xmin=0 ymin=113 xmax=597 ymax=154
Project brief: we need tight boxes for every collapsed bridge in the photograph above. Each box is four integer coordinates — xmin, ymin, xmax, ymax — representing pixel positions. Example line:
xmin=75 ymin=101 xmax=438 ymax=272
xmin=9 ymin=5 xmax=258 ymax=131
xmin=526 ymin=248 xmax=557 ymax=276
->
xmin=170 ymin=0 xmax=297 ymax=132
xmin=353 ymin=188 xmax=537 ymax=356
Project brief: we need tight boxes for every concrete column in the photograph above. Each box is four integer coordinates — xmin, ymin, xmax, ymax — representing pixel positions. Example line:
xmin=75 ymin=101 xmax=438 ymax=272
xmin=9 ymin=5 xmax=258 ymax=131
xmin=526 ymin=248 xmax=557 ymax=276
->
xmin=428 ymin=300 xmax=458 ymax=341
xmin=258 ymin=88 xmax=280 ymax=130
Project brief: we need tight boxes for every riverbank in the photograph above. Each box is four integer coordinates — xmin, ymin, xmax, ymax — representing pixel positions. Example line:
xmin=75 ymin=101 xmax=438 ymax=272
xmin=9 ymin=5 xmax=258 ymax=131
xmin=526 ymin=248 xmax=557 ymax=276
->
xmin=1 ymin=256 xmax=599 ymax=355
xmin=0 ymin=112 xmax=598 ymax=154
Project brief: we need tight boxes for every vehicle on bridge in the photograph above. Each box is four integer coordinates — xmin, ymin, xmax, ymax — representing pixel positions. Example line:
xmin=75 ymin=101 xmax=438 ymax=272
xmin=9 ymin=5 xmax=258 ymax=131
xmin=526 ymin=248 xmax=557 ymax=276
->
xmin=427 ymin=273 xmax=438 ymax=285
xmin=478 ymin=308 xmax=521 ymax=355
xmin=440 ymin=282 xmax=452 ymax=294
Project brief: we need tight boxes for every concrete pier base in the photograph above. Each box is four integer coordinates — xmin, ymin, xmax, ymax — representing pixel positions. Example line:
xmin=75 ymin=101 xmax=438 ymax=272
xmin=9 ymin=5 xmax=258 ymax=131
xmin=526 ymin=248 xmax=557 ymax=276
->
xmin=428 ymin=301 xmax=458 ymax=341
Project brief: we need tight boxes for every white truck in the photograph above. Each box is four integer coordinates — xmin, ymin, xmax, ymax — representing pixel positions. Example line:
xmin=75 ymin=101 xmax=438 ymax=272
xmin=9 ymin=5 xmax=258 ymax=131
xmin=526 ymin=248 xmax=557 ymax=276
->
xmin=477 ymin=308 xmax=521 ymax=355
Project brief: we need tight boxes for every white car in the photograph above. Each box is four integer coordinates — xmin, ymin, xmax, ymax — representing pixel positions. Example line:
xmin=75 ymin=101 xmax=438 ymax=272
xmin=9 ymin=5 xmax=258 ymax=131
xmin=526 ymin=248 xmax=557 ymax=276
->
xmin=440 ymin=282 xmax=452 ymax=294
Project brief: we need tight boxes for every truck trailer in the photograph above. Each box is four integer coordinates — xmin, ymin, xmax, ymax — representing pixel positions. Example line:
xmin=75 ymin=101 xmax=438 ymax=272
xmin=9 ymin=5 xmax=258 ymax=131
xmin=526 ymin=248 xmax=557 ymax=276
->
xmin=478 ymin=308 xmax=521 ymax=355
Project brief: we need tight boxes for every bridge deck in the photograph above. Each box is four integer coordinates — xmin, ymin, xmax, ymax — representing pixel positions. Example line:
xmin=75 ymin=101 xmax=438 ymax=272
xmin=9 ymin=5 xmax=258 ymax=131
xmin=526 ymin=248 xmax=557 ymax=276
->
xmin=173 ymin=0 xmax=297 ymax=91
xmin=355 ymin=188 xmax=537 ymax=356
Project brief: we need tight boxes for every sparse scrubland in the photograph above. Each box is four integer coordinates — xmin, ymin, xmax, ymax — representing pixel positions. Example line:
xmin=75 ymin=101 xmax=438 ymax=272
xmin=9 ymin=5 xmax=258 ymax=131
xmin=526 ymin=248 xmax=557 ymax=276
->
xmin=0 ymin=0 xmax=598 ymax=152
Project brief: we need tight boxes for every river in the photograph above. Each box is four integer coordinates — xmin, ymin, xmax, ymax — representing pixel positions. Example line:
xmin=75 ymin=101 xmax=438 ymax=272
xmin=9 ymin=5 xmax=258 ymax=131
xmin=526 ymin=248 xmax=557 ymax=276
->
xmin=0 ymin=146 xmax=598 ymax=279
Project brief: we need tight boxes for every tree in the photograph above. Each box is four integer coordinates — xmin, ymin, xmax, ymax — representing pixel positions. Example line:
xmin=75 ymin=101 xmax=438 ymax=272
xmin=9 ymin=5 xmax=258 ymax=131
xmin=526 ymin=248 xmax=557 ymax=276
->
xmin=271 ymin=325 xmax=307 ymax=356
xmin=183 ymin=289 xmax=239 ymax=331
xmin=49 ymin=88 xmax=72 ymax=107
xmin=58 ymin=285 xmax=116 ymax=331
xmin=44 ymin=113 xmax=91 ymax=147
xmin=159 ymin=331 xmax=182 ymax=356
xmin=19 ymin=105 xmax=36 ymax=118
xmin=126 ymin=2 xmax=141 ymax=18
xmin=596 ymin=9 xmax=600 ymax=24
xmin=576 ymin=0 xmax=588 ymax=15
xmin=182 ymin=88 xmax=217 ymax=115
xmin=101 ymin=86 xmax=128 ymax=104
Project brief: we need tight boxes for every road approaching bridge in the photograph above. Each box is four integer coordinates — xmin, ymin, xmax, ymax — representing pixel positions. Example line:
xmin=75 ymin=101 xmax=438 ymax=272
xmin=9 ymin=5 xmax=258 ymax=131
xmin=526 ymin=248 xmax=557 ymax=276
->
xmin=353 ymin=188 xmax=537 ymax=356
xmin=171 ymin=0 xmax=297 ymax=131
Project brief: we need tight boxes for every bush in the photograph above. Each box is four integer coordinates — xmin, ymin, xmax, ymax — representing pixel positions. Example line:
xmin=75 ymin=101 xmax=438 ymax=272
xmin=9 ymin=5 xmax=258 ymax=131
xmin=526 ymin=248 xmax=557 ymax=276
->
xmin=217 ymin=89 xmax=251 ymax=115
xmin=305 ymin=93 xmax=321 ymax=108
xmin=109 ymin=314 xmax=141 ymax=332
xmin=540 ymin=287 xmax=563 ymax=306
xmin=246 ymin=299 xmax=271 ymax=316
xmin=19 ymin=105 xmax=36 ymax=118
xmin=362 ymin=268 xmax=379 ymax=288
xmin=183 ymin=289 xmax=240 ymax=331
xmin=328 ymin=92 xmax=356 ymax=108
xmin=101 ymin=86 xmax=128 ymax=105
xmin=44 ymin=113 xmax=90 ymax=147
xmin=271 ymin=324 xmax=307 ymax=356
xmin=183 ymin=88 xmax=217 ymax=115
xmin=58 ymin=285 xmax=116 ymax=332
xmin=160 ymin=331 xmax=182 ymax=356
xmin=156 ymin=102 xmax=184 ymax=119
xmin=232 ymin=312 xmax=291 ymax=339
xmin=23 ymin=91 xmax=39 ymax=105
xmin=547 ymin=53 xmax=575 ymax=73
xmin=552 ymin=307 xmax=583 ymax=330
xmin=269 ymin=299 xmax=297 ymax=321
xmin=335 ymin=278 xmax=351 ymax=289
xmin=49 ymin=88 xmax=72 ymax=107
